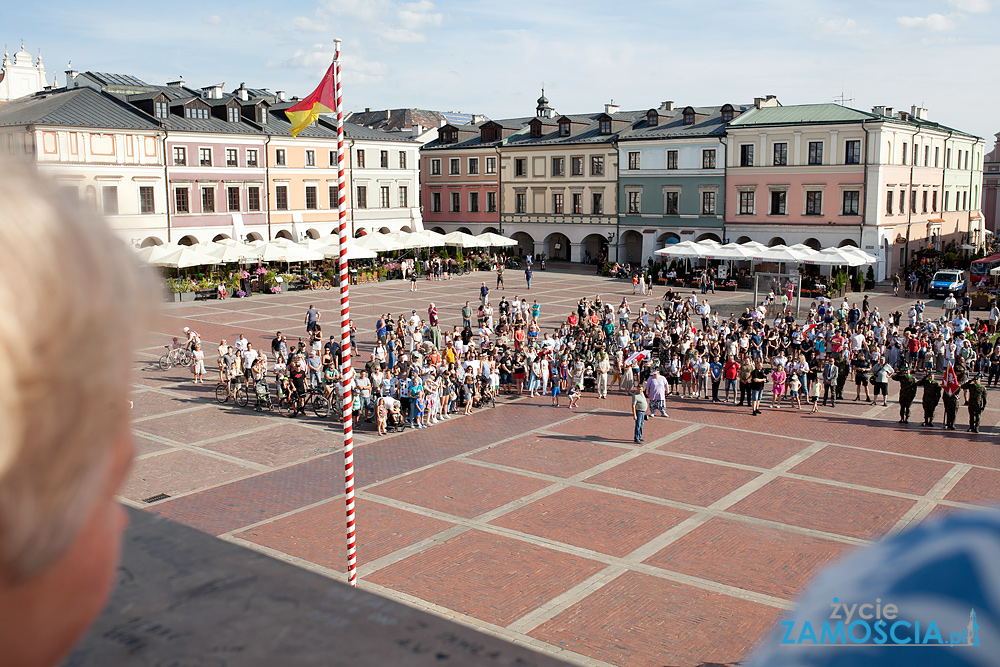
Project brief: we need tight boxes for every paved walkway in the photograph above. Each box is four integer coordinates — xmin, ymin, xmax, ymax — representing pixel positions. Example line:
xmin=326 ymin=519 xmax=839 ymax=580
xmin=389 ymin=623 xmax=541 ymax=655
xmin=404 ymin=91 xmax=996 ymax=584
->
xmin=125 ymin=269 xmax=1000 ymax=667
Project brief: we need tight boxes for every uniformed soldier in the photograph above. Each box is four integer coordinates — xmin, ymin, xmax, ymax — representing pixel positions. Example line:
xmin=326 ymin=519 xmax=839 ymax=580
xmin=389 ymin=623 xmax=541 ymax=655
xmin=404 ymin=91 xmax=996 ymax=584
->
xmin=893 ymin=366 xmax=918 ymax=424
xmin=942 ymin=380 xmax=959 ymax=431
xmin=964 ymin=376 xmax=988 ymax=433
xmin=919 ymin=373 xmax=942 ymax=427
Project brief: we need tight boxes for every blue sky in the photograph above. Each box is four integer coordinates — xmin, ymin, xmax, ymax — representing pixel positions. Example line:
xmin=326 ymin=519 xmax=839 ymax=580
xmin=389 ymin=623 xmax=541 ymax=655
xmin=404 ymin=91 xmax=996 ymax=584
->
xmin=6 ymin=0 xmax=999 ymax=141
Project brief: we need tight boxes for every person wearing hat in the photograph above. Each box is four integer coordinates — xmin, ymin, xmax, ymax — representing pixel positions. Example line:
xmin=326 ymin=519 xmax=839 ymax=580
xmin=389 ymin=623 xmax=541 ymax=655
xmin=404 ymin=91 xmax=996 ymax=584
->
xmin=918 ymin=372 xmax=942 ymax=428
xmin=964 ymin=375 xmax=987 ymax=433
xmin=894 ymin=366 xmax=918 ymax=423
xmin=942 ymin=370 xmax=960 ymax=431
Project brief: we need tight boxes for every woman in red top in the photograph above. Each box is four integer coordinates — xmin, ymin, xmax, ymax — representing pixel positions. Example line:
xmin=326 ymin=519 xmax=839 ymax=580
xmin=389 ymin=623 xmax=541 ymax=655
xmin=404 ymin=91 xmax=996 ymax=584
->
xmin=567 ymin=312 xmax=579 ymax=328
xmin=513 ymin=324 xmax=526 ymax=350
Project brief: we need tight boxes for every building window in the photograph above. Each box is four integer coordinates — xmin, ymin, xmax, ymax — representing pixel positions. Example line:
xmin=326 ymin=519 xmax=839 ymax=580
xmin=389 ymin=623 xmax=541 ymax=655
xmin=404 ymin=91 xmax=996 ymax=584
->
xmin=805 ymin=191 xmax=822 ymax=215
xmin=935 ymin=146 xmax=940 ymax=168
xmin=902 ymin=142 xmax=908 ymax=165
xmin=571 ymin=156 xmax=584 ymax=176
xmin=665 ymin=191 xmax=679 ymax=215
xmin=486 ymin=157 xmax=497 ymax=174
xmin=356 ymin=150 xmax=366 ymax=168
xmin=275 ymin=149 xmax=286 ymax=166
xmin=552 ymin=157 xmax=565 ymax=176
xmin=559 ymin=121 xmax=570 ymax=137
xmin=599 ymin=119 xmax=611 ymax=134
xmin=139 ymin=186 xmax=155 ymax=214
xmin=487 ymin=191 xmax=497 ymax=212
xmin=845 ymin=140 xmax=861 ymax=165
xmin=667 ymin=150 xmax=678 ymax=170
xmin=552 ymin=193 xmax=564 ymax=214
xmin=922 ymin=190 xmax=928 ymax=213
xmin=102 ymin=186 xmax=119 ymax=215
xmin=843 ymin=191 xmax=860 ymax=215
xmin=355 ymin=186 xmax=367 ymax=209
xmin=924 ymin=146 xmax=930 ymax=167
xmin=469 ymin=192 xmax=479 ymax=212
xmin=450 ymin=192 xmax=460 ymax=212
xmin=899 ymin=190 xmax=905 ymax=214
xmin=515 ymin=158 xmax=526 ymax=177
xmin=449 ymin=158 xmax=460 ymax=175
xmin=808 ymin=141 xmax=823 ymax=165
xmin=398 ymin=186 xmax=408 ymax=208
xmin=946 ymin=148 xmax=951 ymax=168
xmin=174 ymin=187 xmax=189 ymax=213
xmin=932 ymin=190 xmax=938 ymax=212
xmin=628 ymin=190 xmax=641 ymax=214
xmin=739 ymin=190 xmax=754 ymax=215
xmin=399 ymin=151 xmax=407 ymax=169
xmin=228 ymin=186 xmax=241 ymax=212
xmin=912 ymin=144 xmax=918 ymax=165
xmin=721 ymin=108 xmax=734 ymax=123
xmin=247 ymin=149 xmax=258 ymax=167
xmin=306 ymin=150 xmax=315 ymax=167
xmin=248 ymin=187 xmax=260 ymax=211
xmin=628 ymin=152 xmax=640 ymax=170
xmin=380 ymin=150 xmax=389 ymax=168
xmin=185 ymin=107 xmax=209 ymax=120
xmin=226 ymin=148 xmax=238 ymax=167
xmin=276 ymin=185 xmax=288 ymax=210
xmin=201 ymin=187 xmax=215 ymax=213
xmin=429 ymin=158 xmax=440 ymax=175
xmin=379 ymin=186 xmax=390 ymax=208
xmin=740 ymin=144 xmax=754 ymax=167
xmin=572 ymin=193 xmax=582 ymax=214
xmin=683 ymin=111 xmax=695 ymax=125
xmin=431 ymin=192 xmax=441 ymax=212
xmin=198 ymin=148 xmax=212 ymax=167
xmin=591 ymin=156 xmax=604 ymax=176
xmin=647 ymin=111 xmax=658 ymax=127
xmin=155 ymin=101 xmax=168 ymax=119
xmin=172 ymin=146 xmax=186 ymax=166
xmin=702 ymin=191 xmax=716 ymax=215
xmin=886 ymin=190 xmax=893 ymax=215
xmin=770 ymin=190 xmax=786 ymax=215
xmin=911 ymin=190 xmax=917 ymax=213
xmin=515 ymin=192 xmax=526 ymax=214
xmin=305 ymin=185 xmax=317 ymax=210
xmin=773 ymin=142 xmax=788 ymax=166
xmin=592 ymin=192 xmax=604 ymax=215
xmin=702 ymin=149 xmax=716 ymax=169
xmin=228 ymin=106 xmax=239 ymax=123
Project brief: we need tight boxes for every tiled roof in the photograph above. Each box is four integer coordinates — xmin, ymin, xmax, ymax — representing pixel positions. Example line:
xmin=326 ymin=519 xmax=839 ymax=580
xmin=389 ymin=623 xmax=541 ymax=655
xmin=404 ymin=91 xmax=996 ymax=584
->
xmin=347 ymin=108 xmax=459 ymax=132
xmin=0 ymin=87 xmax=159 ymax=130
xmin=618 ymin=104 xmax=755 ymax=141
xmin=728 ymin=104 xmax=875 ymax=127
xmin=505 ymin=110 xmax=647 ymax=146
xmin=421 ymin=117 xmax=534 ymax=151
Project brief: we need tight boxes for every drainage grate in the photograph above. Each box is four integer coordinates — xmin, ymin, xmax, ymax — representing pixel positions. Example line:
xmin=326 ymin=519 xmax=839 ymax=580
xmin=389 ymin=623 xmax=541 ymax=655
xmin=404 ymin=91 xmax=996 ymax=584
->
xmin=142 ymin=493 xmax=171 ymax=503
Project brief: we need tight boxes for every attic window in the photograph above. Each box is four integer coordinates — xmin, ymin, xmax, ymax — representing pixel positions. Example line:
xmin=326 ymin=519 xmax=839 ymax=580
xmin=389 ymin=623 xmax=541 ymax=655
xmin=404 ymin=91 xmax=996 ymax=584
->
xmin=530 ymin=122 xmax=542 ymax=139
xmin=442 ymin=129 xmax=457 ymax=143
xmin=599 ymin=119 xmax=612 ymax=134
xmin=258 ymin=107 xmax=267 ymax=124
xmin=154 ymin=101 xmax=168 ymax=119
xmin=185 ymin=107 xmax=209 ymax=120
xmin=721 ymin=106 xmax=734 ymax=123
xmin=227 ymin=106 xmax=239 ymax=123
xmin=683 ymin=111 xmax=695 ymax=126
xmin=647 ymin=111 xmax=658 ymax=127
xmin=559 ymin=121 xmax=570 ymax=137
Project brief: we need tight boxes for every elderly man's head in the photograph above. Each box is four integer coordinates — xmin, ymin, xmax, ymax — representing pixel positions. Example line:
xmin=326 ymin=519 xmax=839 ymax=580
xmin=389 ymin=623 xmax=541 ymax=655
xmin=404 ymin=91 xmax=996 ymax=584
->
xmin=0 ymin=163 xmax=157 ymax=664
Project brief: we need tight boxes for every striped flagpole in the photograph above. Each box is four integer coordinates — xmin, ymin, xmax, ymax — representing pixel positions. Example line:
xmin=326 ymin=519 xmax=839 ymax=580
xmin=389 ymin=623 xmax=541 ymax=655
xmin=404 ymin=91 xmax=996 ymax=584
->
xmin=333 ymin=39 xmax=357 ymax=587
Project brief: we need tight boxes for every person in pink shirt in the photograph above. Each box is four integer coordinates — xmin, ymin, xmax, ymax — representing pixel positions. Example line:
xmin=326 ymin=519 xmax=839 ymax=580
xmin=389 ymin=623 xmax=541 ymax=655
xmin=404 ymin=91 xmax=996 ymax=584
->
xmin=771 ymin=364 xmax=787 ymax=409
xmin=645 ymin=368 xmax=669 ymax=417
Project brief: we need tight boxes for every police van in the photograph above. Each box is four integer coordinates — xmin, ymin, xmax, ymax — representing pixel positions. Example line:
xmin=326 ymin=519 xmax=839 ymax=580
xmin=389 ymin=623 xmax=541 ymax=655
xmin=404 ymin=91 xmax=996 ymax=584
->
xmin=928 ymin=270 xmax=967 ymax=298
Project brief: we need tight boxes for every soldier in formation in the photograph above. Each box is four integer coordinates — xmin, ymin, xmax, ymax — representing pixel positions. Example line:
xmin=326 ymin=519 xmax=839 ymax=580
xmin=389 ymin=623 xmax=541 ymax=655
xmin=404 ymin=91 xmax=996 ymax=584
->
xmin=893 ymin=366 xmax=918 ymax=424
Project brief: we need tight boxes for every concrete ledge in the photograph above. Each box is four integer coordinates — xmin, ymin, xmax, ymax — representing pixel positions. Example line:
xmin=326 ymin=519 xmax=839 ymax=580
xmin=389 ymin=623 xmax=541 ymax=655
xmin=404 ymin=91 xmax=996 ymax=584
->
xmin=65 ymin=507 xmax=569 ymax=667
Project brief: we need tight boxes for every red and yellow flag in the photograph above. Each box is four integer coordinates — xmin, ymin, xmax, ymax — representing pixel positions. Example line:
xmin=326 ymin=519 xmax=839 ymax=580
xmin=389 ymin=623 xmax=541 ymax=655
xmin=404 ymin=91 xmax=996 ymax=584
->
xmin=285 ymin=62 xmax=336 ymax=138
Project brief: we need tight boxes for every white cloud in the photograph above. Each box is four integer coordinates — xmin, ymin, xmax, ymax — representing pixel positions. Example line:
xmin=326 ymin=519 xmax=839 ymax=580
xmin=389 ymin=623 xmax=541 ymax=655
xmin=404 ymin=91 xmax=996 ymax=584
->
xmin=818 ymin=17 xmax=867 ymax=36
xmin=204 ymin=15 xmax=221 ymax=25
xmin=947 ymin=0 xmax=992 ymax=13
xmin=896 ymin=13 xmax=956 ymax=31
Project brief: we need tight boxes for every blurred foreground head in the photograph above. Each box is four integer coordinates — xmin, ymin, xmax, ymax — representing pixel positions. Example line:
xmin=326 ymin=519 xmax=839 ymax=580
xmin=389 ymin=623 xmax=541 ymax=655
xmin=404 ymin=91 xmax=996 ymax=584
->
xmin=0 ymin=162 xmax=157 ymax=665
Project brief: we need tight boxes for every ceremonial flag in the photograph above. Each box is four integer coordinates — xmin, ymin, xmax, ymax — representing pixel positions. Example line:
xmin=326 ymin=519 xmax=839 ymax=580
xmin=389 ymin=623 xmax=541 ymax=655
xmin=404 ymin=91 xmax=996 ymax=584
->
xmin=625 ymin=350 xmax=648 ymax=365
xmin=285 ymin=62 xmax=336 ymax=138
xmin=944 ymin=364 xmax=960 ymax=396
xmin=803 ymin=323 xmax=819 ymax=335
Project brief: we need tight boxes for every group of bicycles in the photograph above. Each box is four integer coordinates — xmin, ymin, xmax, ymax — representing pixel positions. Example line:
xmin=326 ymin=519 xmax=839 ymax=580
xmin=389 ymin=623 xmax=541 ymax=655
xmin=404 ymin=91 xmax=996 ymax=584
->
xmin=214 ymin=375 xmax=346 ymax=420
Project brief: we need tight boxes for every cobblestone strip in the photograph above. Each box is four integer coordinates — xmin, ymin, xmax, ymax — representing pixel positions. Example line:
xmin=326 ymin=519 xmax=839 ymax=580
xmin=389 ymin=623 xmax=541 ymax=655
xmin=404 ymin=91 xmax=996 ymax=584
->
xmin=130 ymin=429 xmax=273 ymax=473
xmin=505 ymin=566 xmax=628 ymax=634
xmin=889 ymin=463 xmax=974 ymax=533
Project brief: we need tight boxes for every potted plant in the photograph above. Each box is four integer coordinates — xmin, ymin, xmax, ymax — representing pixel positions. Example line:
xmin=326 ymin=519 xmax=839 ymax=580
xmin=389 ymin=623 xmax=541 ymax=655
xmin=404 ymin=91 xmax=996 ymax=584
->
xmin=864 ymin=266 xmax=875 ymax=291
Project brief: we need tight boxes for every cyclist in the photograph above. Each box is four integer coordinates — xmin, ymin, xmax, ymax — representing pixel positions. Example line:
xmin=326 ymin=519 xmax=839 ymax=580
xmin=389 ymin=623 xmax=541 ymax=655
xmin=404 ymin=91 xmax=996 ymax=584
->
xmin=321 ymin=351 xmax=340 ymax=405
xmin=228 ymin=349 xmax=245 ymax=395
xmin=250 ymin=357 xmax=268 ymax=411
xmin=288 ymin=354 xmax=309 ymax=414
xmin=182 ymin=326 xmax=201 ymax=351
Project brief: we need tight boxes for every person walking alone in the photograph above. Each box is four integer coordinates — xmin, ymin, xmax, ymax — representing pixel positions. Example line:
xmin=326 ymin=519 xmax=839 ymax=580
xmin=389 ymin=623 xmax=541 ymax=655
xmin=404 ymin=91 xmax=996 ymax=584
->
xmin=631 ymin=385 xmax=648 ymax=443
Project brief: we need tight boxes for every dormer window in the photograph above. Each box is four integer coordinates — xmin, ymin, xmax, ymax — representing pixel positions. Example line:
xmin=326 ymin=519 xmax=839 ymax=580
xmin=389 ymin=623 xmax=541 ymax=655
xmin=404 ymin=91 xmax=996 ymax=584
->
xmin=154 ymin=101 xmax=168 ymax=119
xmin=683 ymin=111 xmax=695 ymax=126
xmin=558 ymin=121 xmax=570 ymax=137
xmin=258 ymin=107 xmax=267 ymax=124
xmin=530 ymin=121 xmax=542 ymax=139
xmin=646 ymin=110 xmax=658 ymax=127
xmin=441 ymin=129 xmax=457 ymax=143
xmin=720 ymin=104 xmax=734 ymax=123
xmin=599 ymin=119 xmax=612 ymax=134
xmin=185 ymin=106 xmax=210 ymax=120
xmin=227 ymin=106 xmax=239 ymax=123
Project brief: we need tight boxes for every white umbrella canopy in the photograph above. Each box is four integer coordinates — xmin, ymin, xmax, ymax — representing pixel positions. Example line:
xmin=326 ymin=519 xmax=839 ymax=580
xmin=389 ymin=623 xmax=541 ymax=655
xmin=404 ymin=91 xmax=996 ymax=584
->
xmin=195 ymin=241 xmax=258 ymax=263
xmin=805 ymin=247 xmax=868 ymax=267
xmin=149 ymin=246 xmax=224 ymax=269
xmin=350 ymin=233 xmax=404 ymax=252
xmin=442 ymin=231 xmax=487 ymax=248
xmin=316 ymin=242 xmax=377 ymax=261
xmin=751 ymin=244 xmax=812 ymax=263
xmin=252 ymin=239 xmax=325 ymax=263
xmin=837 ymin=246 xmax=878 ymax=264
xmin=655 ymin=241 xmax=712 ymax=259
xmin=703 ymin=242 xmax=755 ymax=261
xmin=476 ymin=232 xmax=517 ymax=247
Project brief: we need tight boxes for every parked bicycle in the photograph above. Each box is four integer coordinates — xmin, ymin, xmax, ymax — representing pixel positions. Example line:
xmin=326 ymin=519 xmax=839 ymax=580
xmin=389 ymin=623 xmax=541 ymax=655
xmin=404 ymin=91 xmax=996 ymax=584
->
xmin=215 ymin=380 xmax=248 ymax=407
xmin=283 ymin=385 xmax=331 ymax=419
xmin=159 ymin=345 xmax=193 ymax=371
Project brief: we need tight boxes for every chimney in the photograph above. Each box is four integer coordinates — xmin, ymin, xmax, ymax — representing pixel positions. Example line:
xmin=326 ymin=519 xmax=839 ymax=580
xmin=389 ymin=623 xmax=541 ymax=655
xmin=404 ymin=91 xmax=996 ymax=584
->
xmin=911 ymin=105 xmax=928 ymax=120
xmin=659 ymin=101 xmax=674 ymax=111
xmin=385 ymin=109 xmax=390 ymax=121
xmin=364 ymin=107 xmax=371 ymax=112
xmin=64 ymin=64 xmax=77 ymax=87
xmin=167 ymin=77 xmax=185 ymax=88
xmin=277 ymin=91 xmax=286 ymax=102
xmin=438 ymin=119 xmax=447 ymax=128
xmin=754 ymin=97 xmax=764 ymax=109
xmin=410 ymin=124 xmax=423 ymax=138
xmin=898 ymin=111 xmax=909 ymax=121
xmin=237 ymin=82 xmax=248 ymax=101
xmin=604 ymin=101 xmax=620 ymax=115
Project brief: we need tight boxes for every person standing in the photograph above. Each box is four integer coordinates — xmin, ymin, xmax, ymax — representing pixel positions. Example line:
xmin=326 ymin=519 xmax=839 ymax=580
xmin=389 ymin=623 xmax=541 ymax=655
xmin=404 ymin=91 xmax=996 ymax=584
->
xmin=645 ymin=368 xmax=668 ymax=417
xmin=461 ymin=301 xmax=472 ymax=329
xmin=480 ymin=281 xmax=490 ymax=307
xmin=749 ymin=363 xmax=766 ymax=415
xmin=595 ymin=352 xmax=611 ymax=399
xmin=304 ymin=304 xmax=320 ymax=334
xmin=525 ymin=266 xmax=533 ymax=290
xmin=408 ymin=264 xmax=418 ymax=291
xmin=965 ymin=376 xmax=987 ymax=433
xmin=496 ymin=262 xmax=505 ymax=290
xmin=919 ymin=372 xmax=942 ymax=427
xmin=893 ymin=366 xmax=918 ymax=424
xmin=822 ymin=357 xmax=838 ymax=407
xmin=723 ymin=355 xmax=740 ymax=403
xmin=631 ymin=385 xmax=648 ymax=443
xmin=192 ymin=343 xmax=206 ymax=383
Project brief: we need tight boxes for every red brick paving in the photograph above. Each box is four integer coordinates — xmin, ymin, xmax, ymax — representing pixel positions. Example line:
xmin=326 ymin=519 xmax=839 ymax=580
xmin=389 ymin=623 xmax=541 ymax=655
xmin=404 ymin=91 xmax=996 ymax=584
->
xmin=644 ymin=517 xmax=856 ymax=600
xmin=236 ymin=496 xmax=455 ymax=572
xmin=367 ymin=461 xmax=552 ymax=519
xmin=586 ymin=453 xmax=761 ymax=507
xmin=945 ymin=467 xmax=1000 ymax=506
xmin=658 ymin=426 xmax=811 ymax=468
xmin=728 ymin=477 xmax=916 ymax=539
xmin=529 ymin=571 xmax=783 ymax=667
xmin=470 ymin=434 xmax=625 ymax=478
xmin=121 ymin=449 xmax=256 ymax=503
xmin=789 ymin=446 xmax=955 ymax=496
xmin=367 ymin=530 xmax=606 ymax=627
xmin=200 ymin=423 xmax=335 ymax=468
xmin=490 ymin=487 xmax=694 ymax=557
xmin=548 ymin=412 xmax=688 ymax=443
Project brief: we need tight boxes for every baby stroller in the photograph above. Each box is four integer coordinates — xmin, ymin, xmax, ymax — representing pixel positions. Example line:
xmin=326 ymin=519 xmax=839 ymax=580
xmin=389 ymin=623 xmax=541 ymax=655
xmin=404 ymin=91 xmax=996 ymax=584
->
xmin=386 ymin=408 xmax=405 ymax=433
xmin=253 ymin=379 xmax=273 ymax=411
xmin=583 ymin=362 xmax=597 ymax=392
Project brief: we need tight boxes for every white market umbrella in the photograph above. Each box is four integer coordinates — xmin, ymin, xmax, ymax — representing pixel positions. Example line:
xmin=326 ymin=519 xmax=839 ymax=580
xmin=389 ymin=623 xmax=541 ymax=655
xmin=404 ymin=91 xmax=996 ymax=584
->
xmin=704 ymin=242 xmax=755 ymax=261
xmin=316 ymin=243 xmax=377 ymax=261
xmin=149 ymin=246 xmax=224 ymax=269
xmin=655 ymin=241 xmax=711 ymax=259
xmin=751 ymin=244 xmax=812 ymax=263
xmin=805 ymin=247 xmax=868 ymax=267
xmin=252 ymin=239 xmax=325 ymax=263
xmin=350 ymin=233 xmax=404 ymax=253
xmin=195 ymin=241 xmax=258 ymax=263
xmin=838 ymin=246 xmax=878 ymax=265
xmin=442 ymin=231 xmax=488 ymax=248
xmin=476 ymin=232 xmax=517 ymax=247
